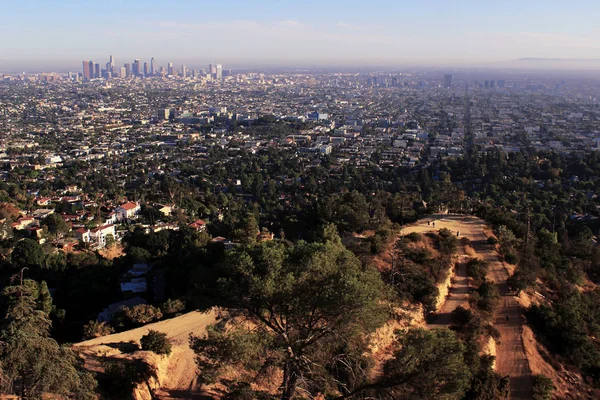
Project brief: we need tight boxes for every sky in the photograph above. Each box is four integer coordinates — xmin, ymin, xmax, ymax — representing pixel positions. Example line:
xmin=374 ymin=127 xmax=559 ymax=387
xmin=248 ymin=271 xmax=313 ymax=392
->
xmin=1 ymin=0 xmax=599 ymax=71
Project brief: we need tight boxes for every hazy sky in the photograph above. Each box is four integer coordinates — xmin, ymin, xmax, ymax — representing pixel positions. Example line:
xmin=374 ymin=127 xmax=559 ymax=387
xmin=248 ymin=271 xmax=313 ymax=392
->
xmin=1 ymin=0 xmax=599 ymax=70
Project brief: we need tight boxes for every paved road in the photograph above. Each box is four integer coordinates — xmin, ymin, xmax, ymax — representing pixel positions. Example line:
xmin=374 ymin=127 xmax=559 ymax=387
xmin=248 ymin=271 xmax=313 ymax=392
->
xmin=400 ymin=215 xmax=533 ymax=399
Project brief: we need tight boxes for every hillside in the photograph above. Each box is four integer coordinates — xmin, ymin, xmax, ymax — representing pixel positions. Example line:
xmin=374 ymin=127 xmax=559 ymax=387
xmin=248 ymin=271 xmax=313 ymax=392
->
xmin=74 ymin=310 xmax=218 ymax=399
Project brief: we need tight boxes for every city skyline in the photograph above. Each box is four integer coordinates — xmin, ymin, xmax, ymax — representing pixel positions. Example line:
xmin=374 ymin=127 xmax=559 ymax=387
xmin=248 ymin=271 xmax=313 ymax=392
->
xmin=79 ymin=54 xmax=228 ymax=80
xmin=1 ymin=0 xmax=599 ymax=71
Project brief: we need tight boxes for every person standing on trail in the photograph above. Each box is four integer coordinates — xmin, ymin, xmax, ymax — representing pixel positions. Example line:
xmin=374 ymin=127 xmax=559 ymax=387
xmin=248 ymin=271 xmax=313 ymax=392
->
xmin=457 ymin=231 xmax=460 ymax=237
xmin=432 ymin=222 xmax=435 ymax=228
xmin=427 ymin=221 xmax=430 ymax=226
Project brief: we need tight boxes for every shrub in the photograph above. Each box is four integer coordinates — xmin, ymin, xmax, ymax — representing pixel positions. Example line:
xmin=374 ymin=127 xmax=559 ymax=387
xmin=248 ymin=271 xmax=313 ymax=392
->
xmin=504 ymin=252 xmax=518 ymax=265
xmin=370 ymin=234 xmax=385 ymax=254
xmin=467 ymin=258 xmax=489 ymax=284
xmin=161 ymin=298 xmax=186 ymax=317
xmin=487 ymin=236 xmax=498 ymax=245
xmin=82 ymin=320 xmax=114 ymax=340
xmin=532 ymin=374 xmax=554 ymax=400
xmin=140 ymin=330 xmax=172 ymax=356
xmin=114 ymin=304 xmax=163 ymax=329
xmin=406 ymin=232 xmax=421 ymax=242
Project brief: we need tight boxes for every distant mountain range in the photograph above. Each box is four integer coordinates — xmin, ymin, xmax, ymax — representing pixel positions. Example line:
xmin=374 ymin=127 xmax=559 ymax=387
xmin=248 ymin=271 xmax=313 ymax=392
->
xmin=517 ymin=58 xmax=600 ymax=61
xmin=481 ymin=58 xmax=600 ymax=71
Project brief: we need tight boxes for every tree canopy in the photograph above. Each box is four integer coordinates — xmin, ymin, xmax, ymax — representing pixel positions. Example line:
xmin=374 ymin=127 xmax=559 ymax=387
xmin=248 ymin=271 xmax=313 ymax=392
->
xmin=190 ymin=226 xmax=388 ymax=399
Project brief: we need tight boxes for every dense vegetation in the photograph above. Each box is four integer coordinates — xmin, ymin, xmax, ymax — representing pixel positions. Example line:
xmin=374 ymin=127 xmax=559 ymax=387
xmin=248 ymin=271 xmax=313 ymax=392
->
xmin=4 ymin=143 xmax=600 ymax=397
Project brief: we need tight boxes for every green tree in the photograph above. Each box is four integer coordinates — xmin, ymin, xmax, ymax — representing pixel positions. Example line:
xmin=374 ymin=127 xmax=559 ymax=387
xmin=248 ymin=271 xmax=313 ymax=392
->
xmin=234 ymin=213 xmax=259 ymax=245
xmin=11 ymin=238 xmax=44 ymax=269
xmin=105 ymin=233 xmax=116 ymax=248
xmin=43 ymin=213 xmax=70 ymax=242
xmin=190 ymin=236 xmax=388 ymax=400
xmin=37 ymin=280 xmax=53 ymax=314
xmin=338 ymin=328 xmax=471 ymax=399
xmin=0 ymin=279 xmax=97 ymax=398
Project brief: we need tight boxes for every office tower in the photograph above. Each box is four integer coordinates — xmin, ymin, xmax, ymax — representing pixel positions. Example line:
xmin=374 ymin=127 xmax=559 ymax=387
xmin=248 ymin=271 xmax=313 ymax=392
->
xmin=192 ymin=69 xmax=198 ymax=79
xmin=443 ymin=74 xmax=453 ymax=88
xmin=168 ymin=62 xmax=174 ymax=76
xmin=209 ymin=63 xmax=216 ymax=76
xmin=109 ymin=55 xmax=114 ymax=73
xmin=159 ymin=108 xmax=170 ymax=120
xmin=498 ymin=79 xmax=506 ymax=88
xmin=143 ymin=62 xmax=149 ymax=77
xmin=484 ymin=80 xmax=489 ymax=88
xmin=150 ymin=57 xmax=156 ymax=76
xmin=119 ymin=66 xmax=126 ymax=78
xmin=181 ymin=65 xmax=187 ymax=78
xmin=93 ymin=63 xmax=100 ymax=78
xmin=82 ymin=61 xmax=93 ymax=81
xmin=132 ymin=59 xmax=140 ymax=77
xmin=124 ymin=63 xmax=131 ymax=78
xmin=160 ymin=66 xmax=166 ymax=75
xmin=216 ymin=64 xmax=223 ymax=79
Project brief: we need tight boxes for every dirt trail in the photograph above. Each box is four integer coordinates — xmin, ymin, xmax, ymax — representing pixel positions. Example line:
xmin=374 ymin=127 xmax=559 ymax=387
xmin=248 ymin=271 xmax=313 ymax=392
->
xmin=400 ymin=215 xmax=533 ymax=399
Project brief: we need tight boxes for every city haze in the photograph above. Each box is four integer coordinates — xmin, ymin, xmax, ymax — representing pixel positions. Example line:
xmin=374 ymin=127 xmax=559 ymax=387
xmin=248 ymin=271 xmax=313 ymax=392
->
xmin=1 ymin=0 xmax=600 ymax=72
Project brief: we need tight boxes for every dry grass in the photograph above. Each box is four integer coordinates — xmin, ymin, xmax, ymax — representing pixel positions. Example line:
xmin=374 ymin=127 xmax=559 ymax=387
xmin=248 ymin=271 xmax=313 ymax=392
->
xmin=98 ymin=244 xmax=124 ymax=260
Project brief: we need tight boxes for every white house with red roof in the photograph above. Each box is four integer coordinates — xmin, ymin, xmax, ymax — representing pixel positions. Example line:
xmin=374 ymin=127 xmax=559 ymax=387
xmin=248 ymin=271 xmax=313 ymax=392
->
xmin=189 ymin=219 xmax=206 ymax=232
xmin=74 ymin=227 xmax=91 ymax=243
xmin=115 ymin=201 xmax=140 ymax=221
xmin=90 ymin=224 xmax=116 ymax=247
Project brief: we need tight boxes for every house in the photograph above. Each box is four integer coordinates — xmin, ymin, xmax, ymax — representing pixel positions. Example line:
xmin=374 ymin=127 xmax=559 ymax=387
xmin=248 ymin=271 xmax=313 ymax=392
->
xmin=104 ymin=211 xmax=118 ymax=224
xmin=120 ymin=278 xmax=147 ymax=295
xmin=90 ymin=224 xmax=116 ymax=247
xmin=128 ymin=263 xmax=150 ymax=277
xmin=36 ymin=197 xmax=52 ymax=206
xmin=115 ymin=201 xmax=140 ymax=221
xmin=11 ymin=217 xmax=38 ymax=230
xmin=156 ymin=203 xmax=175 ymax=216
xmin=75 ymin=227 xmax=91 ymax=243
xmin=189 ymin=219 xmax=206 ymax=231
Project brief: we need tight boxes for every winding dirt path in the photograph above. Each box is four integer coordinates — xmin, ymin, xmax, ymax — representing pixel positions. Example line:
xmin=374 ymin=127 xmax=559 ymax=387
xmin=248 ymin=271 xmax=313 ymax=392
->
xmin=400 ymin=215 xmax=533 ymax=399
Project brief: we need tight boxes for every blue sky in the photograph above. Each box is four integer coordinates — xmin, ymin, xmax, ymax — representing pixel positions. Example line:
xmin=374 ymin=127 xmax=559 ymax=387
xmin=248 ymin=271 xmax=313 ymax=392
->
xmin=1 ymin=0 xmax=599 ymax=69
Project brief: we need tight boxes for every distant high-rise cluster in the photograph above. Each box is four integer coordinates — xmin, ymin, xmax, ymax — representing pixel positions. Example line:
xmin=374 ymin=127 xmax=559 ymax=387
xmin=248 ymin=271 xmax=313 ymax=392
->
xmin=443 ymin=74 xmax=453 ymax=88
xmin=80 ymin=55 xmax=233 ymax=81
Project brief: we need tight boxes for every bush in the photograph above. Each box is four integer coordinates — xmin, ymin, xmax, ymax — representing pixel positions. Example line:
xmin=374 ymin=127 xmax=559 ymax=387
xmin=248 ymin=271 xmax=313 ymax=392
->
xmin=406 ymin=232 xmax=421 ymax=242
xmin=504 ymin=252 xmax=518 ymax=265
xmin=473 ymin=279 xmax=500 ymax=313
xmin=467 ymin=258 xmax=489 ymax=284
xmin=140 ymin=330 xmax=172 ymax=356
xmin=404 ymin=246 xmax=432 ymax=264
xmin=532 ymin=374 xmax=554 ymax=400
xmin=487 ymin=236 xmax=498 ymax=245
xmin=114 ymin=304 xmax=163 ymax=329
xmin=370 ymin=234 xmax=385 ymax=254
xmin=82 ymin=320 xmax=114 ymax=340
xmin=160 ymin=298 xmax=186 ymax=317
